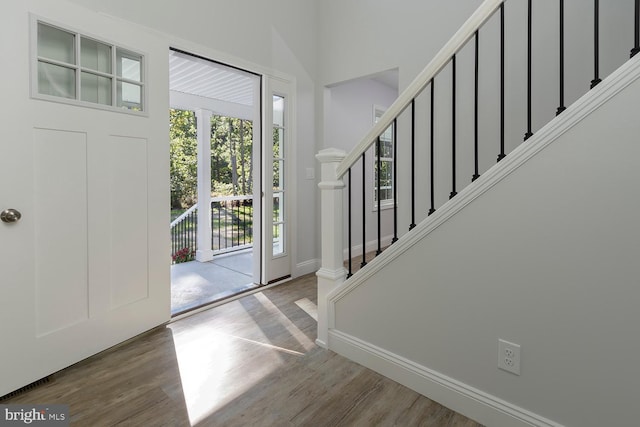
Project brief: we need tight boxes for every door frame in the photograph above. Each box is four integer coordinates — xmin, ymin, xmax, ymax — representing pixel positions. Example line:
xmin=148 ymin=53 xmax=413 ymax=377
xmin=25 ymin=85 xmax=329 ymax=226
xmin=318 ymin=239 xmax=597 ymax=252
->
xmin=167 ymin=45 xmax=296 ymax=287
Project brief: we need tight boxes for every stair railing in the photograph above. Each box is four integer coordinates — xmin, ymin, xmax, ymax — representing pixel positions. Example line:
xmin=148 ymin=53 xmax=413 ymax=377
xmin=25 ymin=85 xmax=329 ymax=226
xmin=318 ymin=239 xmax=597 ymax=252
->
xmin=316 ymin=0 xmax=640 ymax=346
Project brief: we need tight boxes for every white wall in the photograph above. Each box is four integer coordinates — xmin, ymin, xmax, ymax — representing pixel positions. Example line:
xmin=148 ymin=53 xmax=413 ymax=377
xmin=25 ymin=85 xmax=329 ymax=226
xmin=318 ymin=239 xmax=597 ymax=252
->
xmin=324 ymin=77 xmax=398 ymax=255
xmin=68 ymin=0 xmax=320 ymax=273
xmin=331 ymin=59 xmax=640 ymax=427
xmin=317 ymin=0 xmax=481 ymax=90
xmin=319 ymin=0 xmax=634 ymax=251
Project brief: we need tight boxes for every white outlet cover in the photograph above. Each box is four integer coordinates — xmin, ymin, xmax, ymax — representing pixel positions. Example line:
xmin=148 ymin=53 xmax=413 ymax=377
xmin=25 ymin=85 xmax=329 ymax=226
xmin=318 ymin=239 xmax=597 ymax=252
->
xmin=498 ymin=339 xmax=521 ymax=375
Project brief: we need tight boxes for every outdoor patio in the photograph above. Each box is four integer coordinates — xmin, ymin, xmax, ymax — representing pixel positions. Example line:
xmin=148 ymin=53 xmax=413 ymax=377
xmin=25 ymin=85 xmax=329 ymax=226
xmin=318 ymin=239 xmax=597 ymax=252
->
xmin=171 ymin=249 xmax=255 ymax=315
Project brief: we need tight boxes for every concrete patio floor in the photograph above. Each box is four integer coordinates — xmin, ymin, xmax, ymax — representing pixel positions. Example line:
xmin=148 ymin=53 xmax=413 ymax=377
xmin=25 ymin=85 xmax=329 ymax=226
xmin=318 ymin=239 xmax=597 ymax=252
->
xmin=171 ymin=249 xmax=256 ymax=315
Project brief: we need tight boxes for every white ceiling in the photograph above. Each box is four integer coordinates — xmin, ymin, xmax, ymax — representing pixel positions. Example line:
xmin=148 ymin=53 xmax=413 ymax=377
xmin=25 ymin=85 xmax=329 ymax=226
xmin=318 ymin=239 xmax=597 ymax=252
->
xmin=169 ymin=50 xmax=255 ymax=107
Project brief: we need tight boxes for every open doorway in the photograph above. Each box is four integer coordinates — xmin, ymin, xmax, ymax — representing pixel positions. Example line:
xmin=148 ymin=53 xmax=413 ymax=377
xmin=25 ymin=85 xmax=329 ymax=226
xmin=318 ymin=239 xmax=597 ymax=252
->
xmin=168 ymin=49 xmax=261 ymax=315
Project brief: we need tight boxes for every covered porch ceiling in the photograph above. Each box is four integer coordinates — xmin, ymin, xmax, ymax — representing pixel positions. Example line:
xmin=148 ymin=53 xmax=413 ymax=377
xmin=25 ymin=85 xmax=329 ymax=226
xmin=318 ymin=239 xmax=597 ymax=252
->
xmin=169 ymin=50 xmax=258 ymax=120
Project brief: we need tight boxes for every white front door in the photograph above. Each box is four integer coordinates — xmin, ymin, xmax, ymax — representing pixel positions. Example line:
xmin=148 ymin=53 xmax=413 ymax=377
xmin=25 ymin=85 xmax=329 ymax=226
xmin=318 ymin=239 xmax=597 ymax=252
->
xmin=262 ymin=77 xmax=293 ymax=283
xmin=0 ymin=1 xmax=169 ymax=396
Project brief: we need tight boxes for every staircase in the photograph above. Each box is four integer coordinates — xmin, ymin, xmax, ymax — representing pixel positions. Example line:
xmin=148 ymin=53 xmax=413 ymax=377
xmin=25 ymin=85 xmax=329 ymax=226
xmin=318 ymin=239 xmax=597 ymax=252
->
xmin=317 ymin=1 xmax=640 ymax=426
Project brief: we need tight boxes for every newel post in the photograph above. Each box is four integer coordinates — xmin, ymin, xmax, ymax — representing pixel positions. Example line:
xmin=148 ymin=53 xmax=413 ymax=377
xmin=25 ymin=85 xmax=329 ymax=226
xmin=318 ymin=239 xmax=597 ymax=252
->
xmin=315 ymin=148 xmax=347 ymax=348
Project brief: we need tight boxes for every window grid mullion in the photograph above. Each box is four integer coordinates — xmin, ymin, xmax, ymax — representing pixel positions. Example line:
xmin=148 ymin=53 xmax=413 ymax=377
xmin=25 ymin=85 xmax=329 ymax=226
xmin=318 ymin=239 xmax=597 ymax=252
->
xmin=111 ymin=44 xmax=117 ymax=107
xmin=75 ymin=31 xmax=81 ymax=101
xmin=36 ymin=20 xmax=144 ymax=113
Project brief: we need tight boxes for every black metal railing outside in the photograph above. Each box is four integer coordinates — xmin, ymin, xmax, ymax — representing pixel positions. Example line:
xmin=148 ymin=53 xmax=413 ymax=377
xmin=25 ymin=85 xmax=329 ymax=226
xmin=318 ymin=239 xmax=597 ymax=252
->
xmin=170 ymin=194 xmax=254 ymax=263
xmin=211 ymin=195 xmax=253 ymax=254
xmin=171 ymin=206 xmax=197 ymax=263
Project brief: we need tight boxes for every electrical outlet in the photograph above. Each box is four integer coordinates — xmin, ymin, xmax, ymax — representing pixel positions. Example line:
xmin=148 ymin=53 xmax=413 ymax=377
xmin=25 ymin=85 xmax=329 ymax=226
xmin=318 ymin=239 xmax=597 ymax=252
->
xmin=498 ymin=339 xmax=521 ymax=375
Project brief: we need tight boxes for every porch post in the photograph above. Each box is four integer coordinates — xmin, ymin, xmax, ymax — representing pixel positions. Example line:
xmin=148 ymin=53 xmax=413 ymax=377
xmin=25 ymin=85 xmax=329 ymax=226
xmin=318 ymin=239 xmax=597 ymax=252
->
xmin=315 ymin=148 xmax=347 ymax=348
xmin=196 ymin=109 xmax=214 ymax=262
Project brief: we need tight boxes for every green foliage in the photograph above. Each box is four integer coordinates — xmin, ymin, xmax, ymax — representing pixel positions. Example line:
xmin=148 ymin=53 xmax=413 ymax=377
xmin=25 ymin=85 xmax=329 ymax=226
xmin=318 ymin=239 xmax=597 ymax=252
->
xmin=211 ymin=116 xmax=253 ymax=196
xmin=169 ymin=109 xmax=197 ymax=208
xmin=169 ymin=109 xmax=254 ymax=209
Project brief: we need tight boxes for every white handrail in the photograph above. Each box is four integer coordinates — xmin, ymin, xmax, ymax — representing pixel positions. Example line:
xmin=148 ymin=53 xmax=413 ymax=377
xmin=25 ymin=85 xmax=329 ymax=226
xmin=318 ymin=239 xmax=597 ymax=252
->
xmin=211 ymin=194 xmax=253 ymax=203
xmin=170 ymin=195 xmax=254 ymax=228
xmin=170 ymin=203 xmax=198 ymax=228
xmin=336 ymin=0 xmax=505 ymax=179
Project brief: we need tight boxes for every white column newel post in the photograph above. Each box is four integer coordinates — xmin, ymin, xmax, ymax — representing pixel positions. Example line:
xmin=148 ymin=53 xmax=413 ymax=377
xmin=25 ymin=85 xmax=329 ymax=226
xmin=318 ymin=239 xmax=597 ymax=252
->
xmin=196 ymin=109 xmax=214 ymax=262
xmin=315 ymin=148 xmax=347 ymax=348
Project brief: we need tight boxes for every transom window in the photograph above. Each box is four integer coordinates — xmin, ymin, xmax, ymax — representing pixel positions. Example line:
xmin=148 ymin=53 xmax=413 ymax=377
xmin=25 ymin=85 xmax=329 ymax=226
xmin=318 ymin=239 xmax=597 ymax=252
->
xmin=374 ymin=107 xmax=394 ymax=209
xmin=35 ymin=21 xmax=144 ymax=112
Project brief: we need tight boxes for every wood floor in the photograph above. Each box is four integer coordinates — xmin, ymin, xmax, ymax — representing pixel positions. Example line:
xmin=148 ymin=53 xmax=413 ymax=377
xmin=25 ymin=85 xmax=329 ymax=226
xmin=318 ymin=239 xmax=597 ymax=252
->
xmin=4 ymin=274 xmax=483 ymax=427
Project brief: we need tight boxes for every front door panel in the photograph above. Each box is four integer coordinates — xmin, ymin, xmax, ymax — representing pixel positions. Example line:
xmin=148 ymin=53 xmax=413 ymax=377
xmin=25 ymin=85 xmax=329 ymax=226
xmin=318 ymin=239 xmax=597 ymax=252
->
xmin=0 ymin=1 xmax=169 ymax=396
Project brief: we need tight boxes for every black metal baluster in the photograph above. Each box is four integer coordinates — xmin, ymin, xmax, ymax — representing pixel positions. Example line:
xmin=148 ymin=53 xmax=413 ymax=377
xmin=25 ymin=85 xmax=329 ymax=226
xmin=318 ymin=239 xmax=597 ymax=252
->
xmin=376 ymin=136 xmax=382 ymax=256
xmin=498 ymin=3 xmax=506 ymax=162
xmin=222 ymin=203 xmax=224 ymax=249
xmin=450 ymin=55 xmax=457 ymax=199
xmin=524 ymin=0 xmax=534 ymax=141
xmin=224 ymin=201 xmax=228 ymax=249
xmin=174 ymin=222 xmax=178 ymax=258
xmin=194 ymin=211 xmax=197 ymax=253
xmin=392 ymin=118 xmax=398 ymax=243
xmin=429 ymin=79 xmax=436 ymax=215
xmin=472 ymin=30 xmax=480 ymax=182
xmin=347 ymin=168 xmax=353 ymax=278
xmin=234 ymin=203 xmax=238 ymax=247
xmin=181 ymin=216 xmax=185 ymax=254
xmin=557 ymin=0 xmax=566 ymax=115
xmin=360 ymin=153 xmax=367 ymax=268
xmin=409 ymin=101 xmax=416 ymax=230
xmin=632 ymin=0 xmax=640 ymax=57
xmin=591 ymin=0 xmax=601 ymax=88
xmin=216 ymin=204 xmax=220 ymax=250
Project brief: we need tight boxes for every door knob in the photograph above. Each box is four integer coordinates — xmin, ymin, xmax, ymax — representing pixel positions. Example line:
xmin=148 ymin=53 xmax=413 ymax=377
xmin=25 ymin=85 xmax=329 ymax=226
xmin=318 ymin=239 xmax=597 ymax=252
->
xmin=1 ymin=209 xmax=22 ymax=223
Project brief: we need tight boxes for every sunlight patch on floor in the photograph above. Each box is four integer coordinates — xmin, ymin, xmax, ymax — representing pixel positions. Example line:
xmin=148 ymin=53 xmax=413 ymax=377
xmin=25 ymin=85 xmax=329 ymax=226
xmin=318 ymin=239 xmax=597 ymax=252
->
xmin=168 ymin=314 xmax=282 ymax=424
xmin=253 ymin=292 xmax=316 ymax=352
xmin=168 ymin=290 xmax=317 ymax=425
xmin=294 ymin=297 xmax=318 ymax=321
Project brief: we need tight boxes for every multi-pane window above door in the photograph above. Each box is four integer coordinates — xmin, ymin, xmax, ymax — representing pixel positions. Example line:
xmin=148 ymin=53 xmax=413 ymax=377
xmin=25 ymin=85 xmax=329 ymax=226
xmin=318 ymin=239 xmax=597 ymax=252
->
xmin=34 ymin=21 xmax=144 ymax=113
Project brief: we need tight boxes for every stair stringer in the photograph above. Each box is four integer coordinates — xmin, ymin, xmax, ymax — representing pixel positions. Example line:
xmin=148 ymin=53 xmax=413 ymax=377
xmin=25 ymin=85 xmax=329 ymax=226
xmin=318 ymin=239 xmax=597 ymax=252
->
xmin=325 ymin=54 xmax=640 ymax=427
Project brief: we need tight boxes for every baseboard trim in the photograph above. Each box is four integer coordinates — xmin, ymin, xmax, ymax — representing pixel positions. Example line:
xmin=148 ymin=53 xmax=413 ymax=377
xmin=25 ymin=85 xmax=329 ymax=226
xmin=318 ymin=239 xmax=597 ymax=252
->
xmin=315 ymin=338 xmax=328 ymax=349
xmin=295 ymin=258 xmax=320 ymax=277
xmin=328 ymin=330 xmax=564 ymax=427
xmin=342 ymin=234 xmax=394 ymax=260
